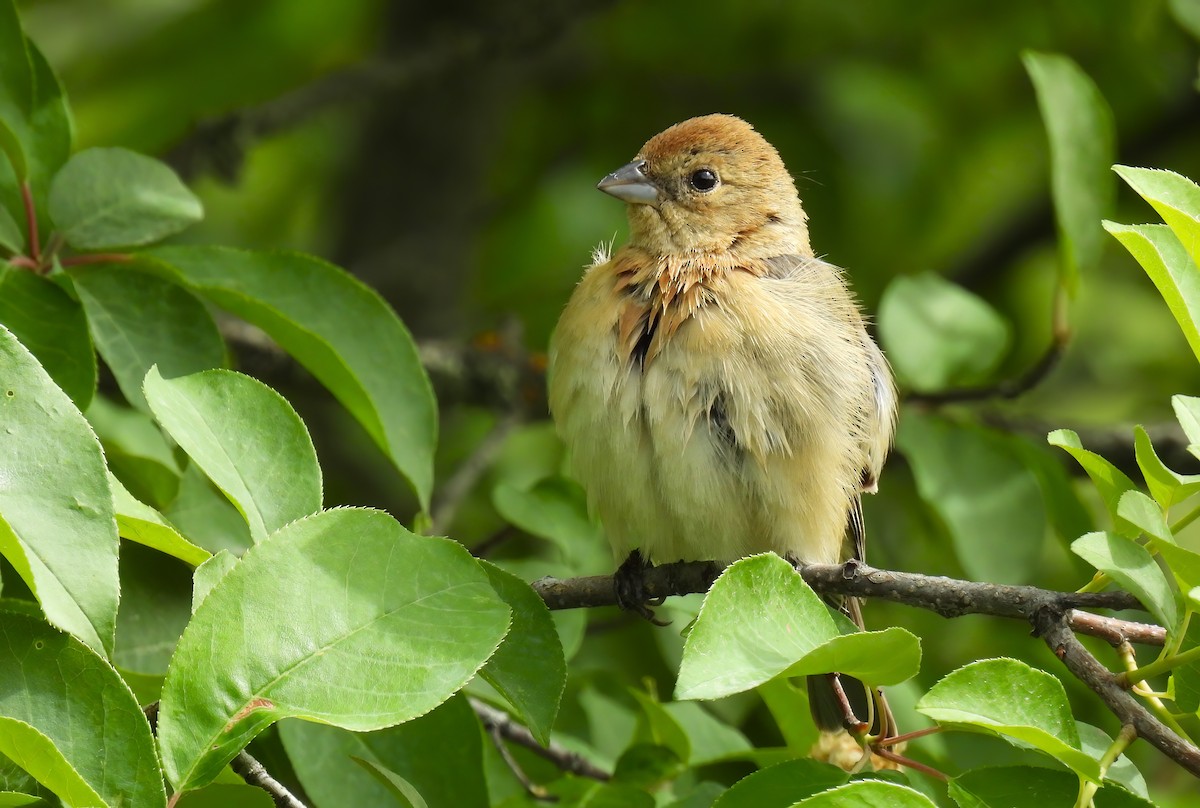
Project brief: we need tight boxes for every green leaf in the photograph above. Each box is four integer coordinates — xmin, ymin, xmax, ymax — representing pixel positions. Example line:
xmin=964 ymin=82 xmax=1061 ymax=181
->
xmin=916 ymin=658 xmax=1100 ymax=781
xmin=1072 ymin=532 xmax=1178 ymax=632
xmin=784 ymin=627 xmax=921 ymax=686
xmin=164 ymin=466 xmax=253 ymax=555
xmin=0 ymin=201 xmax=21 ymax=253
xmin=0 ymin=792 xmax=39 ymax=807
xmin=1172 ymin=395 xmax=1200 ymax=459
xmin=950 ymin=765 xmax=1154 ymax=808
xmin=662 ymin=701 xmax=753 ymax=766
xmin=144 ymin=367 xmax=322 ymax=543
xmin=140 ymin=247 xmax=437 ymax=508
xmin=351 ymin=758 xmax=428 ymax=808
xmin=0 ymin=324 xmax=117 ymax=655
xmin=612 ymin=744 xmax=685 ymax=788
xmin=713 ymin=759 xmax=848 ymax=808
xmin=191 ymin=551 xmax=237 ymax=613
xmin=1048 ymin=429 xmax=1139 ymax=537
xmin=0 ymin=11 xmax=71 ymax=226
xmin=87 ymin=395 xmax=181 ymax=508
xmin=72 ymin=266 xmax=225 ymax=411
xmin=631 ymin=691 xmax=691 ymax=764
xmin=114 ymin=542 xmax=193 ymax=676
xmin=0 ymin=718 xmax=105 ymax=807
xmin=1022 ymin=51 xmax=1115 ymax=291
xmin=900 ymin=413 xmax=1044 ymax=583
xmin=0 ymin=610 xmax=165 ymax=807
xmin=1104 ymin=223 xmax=1200 ymax=364
xmin=678 ymin=554 xmax=856 ymax=700
xmin=793 ymin=781 xmax=935 ymax=807
xmin=877 ymin=272 xmax=1010 ymax=391
xmin=0 ymin=268 xmax=96 ymax=409
xmin=48 ymin=148 xmax=202 ymax=249
xmin=1113 ymin=165 xmax=1200 ymax=272
xmin=157 ymin=508 xmax=511 ymax=791
xmin=279 ymin=694 xmax=488 ymax=808
xmin=756 ymin=678 xmax=818 ymax=753
xmin=111 ymin=473 xmax=210 ymax=567
xmin=1077 ymin=722 xmax=1148 ymax=799
xmin=493 ymin=476 xmax=604 ymax=569
xmin=1134 ymin=424 xmax=1200 ymax=509
xmin=477 ymin=561 xmax=565 ymax=746
xmin=1170 ymin=619 xmax=1200 ymax=713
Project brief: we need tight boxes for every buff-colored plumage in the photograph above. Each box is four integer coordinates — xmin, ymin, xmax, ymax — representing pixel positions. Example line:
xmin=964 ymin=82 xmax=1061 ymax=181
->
xmin=548 ymin=114 xmax=896 ymax=571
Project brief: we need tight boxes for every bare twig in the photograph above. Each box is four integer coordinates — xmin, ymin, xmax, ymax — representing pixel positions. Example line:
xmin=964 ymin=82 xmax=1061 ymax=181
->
xmin=144 ymin=702 xmax=308 ymax=807
xmin=531 ymin=560 xmax=1200 ymax=779
xmin=229 ymin=752 xmax=309 ymax=808
xmin=470 ymin=698 xmax=610 ymax=782
xmin=1036 ymin=610 xmax=1200 ymax=778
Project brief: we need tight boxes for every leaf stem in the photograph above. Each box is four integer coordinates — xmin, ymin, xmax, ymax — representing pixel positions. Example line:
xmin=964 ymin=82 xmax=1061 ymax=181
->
xmin=1171 ymin=501 xmax=1200 ymax=533
xmin=1120 ymin=643 xmax=1200 ymax=687
xmin=1074 ymin=724 xmax=1136 ymax=808
xmin=1077 ymin=571 xmax=1110 ymax=594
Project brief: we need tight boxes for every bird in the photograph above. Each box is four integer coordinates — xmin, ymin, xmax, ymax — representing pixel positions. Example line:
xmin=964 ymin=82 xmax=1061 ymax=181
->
xmin=547 ymin=114 xmax=897 ymax=731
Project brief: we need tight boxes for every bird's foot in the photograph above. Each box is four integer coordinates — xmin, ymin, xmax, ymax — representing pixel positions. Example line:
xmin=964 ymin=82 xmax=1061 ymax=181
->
xmin=614 ymin=550 xmax=670 ymax=626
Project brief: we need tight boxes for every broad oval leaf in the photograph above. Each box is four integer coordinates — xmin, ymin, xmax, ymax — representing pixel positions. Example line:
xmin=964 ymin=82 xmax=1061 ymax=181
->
xmin=0 ymin=324 xmax=117 ymax=655
xmin=1104 ymin=223 xmax=1200 ymax=364
xmin=279 ymin=695 xmax=487 ymax=808
xmin=72 ymin=266 xmax=225 ymax=412
xmin=900 ymin=413 xmax=1044 ymax=583
xmin=877 ymin=272 xmax=1010 ymax=391
xmin=477 ymin=561 xmax=565 ymax=745
xmin=676 ymin=554 xmax=838 ymax=701
xmin=143 ymin=366 xmax=322 ymax=543
xmin=48 ymin=147 xmax=202 ymax=249
xmin=1114 ymin=165 xmax=1200 ymax=272
xmin=1071 ymin=531 xmax=1178 ymax=634
xmin=916 ymin=658 xmax=1100 ymax=781
xmin=140 ymin=247 xmax=437 ymax=508
xmin=1048 ymin=429 xmax=1139 ymax=537
xmin=1023 ymin=51 xmax=1115 ymax=291
xmin=0 ymin=610 xmax=165 ymax=807
xmin=0 ymin=269 xmax=96 ymax=409
xmin=156 ymin=507 xmax=511 ymax=791
xmin=793 ymin=781 xmax=935 ymax=807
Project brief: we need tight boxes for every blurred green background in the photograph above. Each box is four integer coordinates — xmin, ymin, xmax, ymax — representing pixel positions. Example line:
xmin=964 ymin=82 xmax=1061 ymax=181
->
xmin=20 ymin=0 xmax=1200 ymax=802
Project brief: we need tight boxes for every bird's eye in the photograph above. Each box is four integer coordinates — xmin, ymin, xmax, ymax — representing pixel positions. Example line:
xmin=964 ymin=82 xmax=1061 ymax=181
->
xmin=689 ymin=168 xmax=719 ymax=192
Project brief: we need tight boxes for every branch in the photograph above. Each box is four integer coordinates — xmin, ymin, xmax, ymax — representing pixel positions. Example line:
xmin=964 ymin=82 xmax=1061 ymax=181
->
xmin=470 ymin=698 xmax=610 ymax=782
xmin=144 ymin=702 xmax=308 ymax=808
xmin=229 ymin=752 xmax=309 ymax=808
xmin=1036 ymin=610 xmax=1200 ymax=778
xmin=532 ymin=560 xmax=1140 ymax=619
xmin=533 ymin=560 xmax=1200 ymax=778
xmin=431 ymin=407 xmax=522 ymax=533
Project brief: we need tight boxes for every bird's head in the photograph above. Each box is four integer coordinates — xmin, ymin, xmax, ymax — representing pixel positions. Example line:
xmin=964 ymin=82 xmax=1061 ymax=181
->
xmin=597 ymin=114 xmax=811 ymax=259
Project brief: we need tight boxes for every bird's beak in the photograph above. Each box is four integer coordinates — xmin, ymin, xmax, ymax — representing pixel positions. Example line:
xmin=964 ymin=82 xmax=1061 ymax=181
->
xmin=597 ymin=160 xmax=660 ymax=205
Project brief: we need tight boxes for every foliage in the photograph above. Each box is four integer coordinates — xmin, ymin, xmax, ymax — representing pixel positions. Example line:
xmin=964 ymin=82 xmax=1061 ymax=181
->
xmin=1 ymin=2 xmax=1200 ymax=807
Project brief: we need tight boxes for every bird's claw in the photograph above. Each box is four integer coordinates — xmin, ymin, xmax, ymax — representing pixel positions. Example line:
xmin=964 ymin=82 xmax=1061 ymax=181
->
xmin=614 ymin=550 xmax=671 ymax=625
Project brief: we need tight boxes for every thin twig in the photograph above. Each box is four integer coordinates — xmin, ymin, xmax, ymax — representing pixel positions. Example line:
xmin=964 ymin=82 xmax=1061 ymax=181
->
xmin=1070 ymin=610 xmax=1166 ymax=647
xmin=228 ymin=752 xmax=308 ymax=808
xmin=470 ymin=698 xmax=610 ymax=782
xmin=1036 ymin=610 xmax=1200 ymax=778
xmin=486 ymin=723 xmax=553 ymax=800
